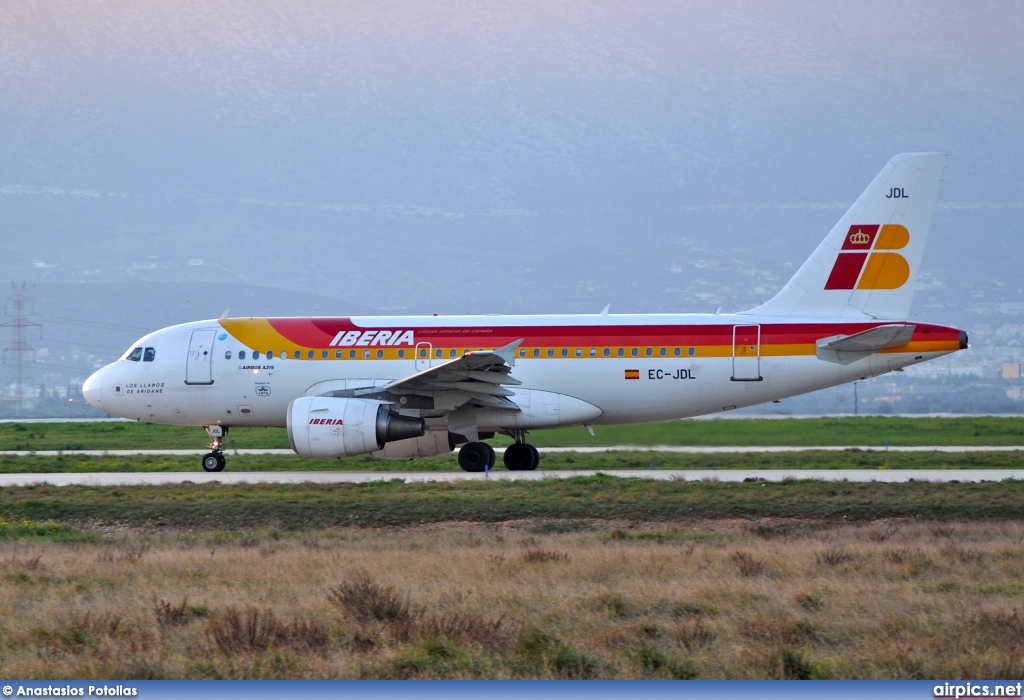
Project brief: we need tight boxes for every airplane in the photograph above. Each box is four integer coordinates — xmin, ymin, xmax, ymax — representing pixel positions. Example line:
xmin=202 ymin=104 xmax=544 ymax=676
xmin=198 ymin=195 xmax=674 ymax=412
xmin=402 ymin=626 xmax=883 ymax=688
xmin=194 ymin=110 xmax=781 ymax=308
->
xmin=82 ymin=153 xmax=967 ymax=473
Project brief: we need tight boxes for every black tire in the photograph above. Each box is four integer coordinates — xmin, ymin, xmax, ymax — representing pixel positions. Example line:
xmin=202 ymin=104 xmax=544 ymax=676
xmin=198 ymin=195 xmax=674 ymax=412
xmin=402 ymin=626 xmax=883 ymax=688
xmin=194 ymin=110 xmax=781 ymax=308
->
xmin=458 ymin=442 xmax=491 ymax=472
xmin=202 ymin=452 xmax=226 ymax=473
xmin=484 ymin=443 xmax=496 ymax=469
xmin=525 ymin=443 xmax=540 ymax=471
xmin=504 ymin=442 xmax=535 ymax=471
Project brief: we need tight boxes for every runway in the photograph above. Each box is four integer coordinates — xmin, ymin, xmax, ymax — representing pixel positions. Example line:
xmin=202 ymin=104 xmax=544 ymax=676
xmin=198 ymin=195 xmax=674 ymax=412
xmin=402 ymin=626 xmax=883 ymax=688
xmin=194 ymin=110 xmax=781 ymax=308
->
xmin=0 ymin=468 xmax=1021 ymax=487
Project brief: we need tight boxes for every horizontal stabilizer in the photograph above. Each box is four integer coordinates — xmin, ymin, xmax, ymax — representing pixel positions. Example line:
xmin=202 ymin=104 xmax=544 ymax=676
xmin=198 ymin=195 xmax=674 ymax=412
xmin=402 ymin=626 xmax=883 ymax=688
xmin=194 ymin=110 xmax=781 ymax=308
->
xmin=816 ymin=324 xmax=916 ymax=364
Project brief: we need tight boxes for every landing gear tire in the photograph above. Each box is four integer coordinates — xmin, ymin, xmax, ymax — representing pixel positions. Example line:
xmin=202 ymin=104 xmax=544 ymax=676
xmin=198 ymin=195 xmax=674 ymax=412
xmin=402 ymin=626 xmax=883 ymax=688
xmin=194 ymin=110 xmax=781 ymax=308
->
xmin=526 ymin=444 xmax=540 ymax=471
xmin=458 ymin=442 xmax=494 ymax=472
xmin=504 ymin=442 xmax=539 ymax=471
xmin=202 ymin=452 xmax=226 ymax=473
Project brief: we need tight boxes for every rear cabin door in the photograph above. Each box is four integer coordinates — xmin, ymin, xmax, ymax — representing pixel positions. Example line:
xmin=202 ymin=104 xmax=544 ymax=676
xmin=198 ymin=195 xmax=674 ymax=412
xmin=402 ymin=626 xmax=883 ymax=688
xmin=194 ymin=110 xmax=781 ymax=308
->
xmin=731 ymin=325 xmax=762 ymax=381
xmin=185 ymin=330 xmax=216 ymax=385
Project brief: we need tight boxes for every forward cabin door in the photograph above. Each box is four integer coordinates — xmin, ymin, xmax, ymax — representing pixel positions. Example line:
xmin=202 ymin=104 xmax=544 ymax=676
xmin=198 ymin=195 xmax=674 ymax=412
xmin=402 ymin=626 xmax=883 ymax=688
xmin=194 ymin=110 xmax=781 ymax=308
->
xmin=731 ymin=325 xmax=762 ymax=381
xmin=185 ymin=329 xmax=216 ymax=385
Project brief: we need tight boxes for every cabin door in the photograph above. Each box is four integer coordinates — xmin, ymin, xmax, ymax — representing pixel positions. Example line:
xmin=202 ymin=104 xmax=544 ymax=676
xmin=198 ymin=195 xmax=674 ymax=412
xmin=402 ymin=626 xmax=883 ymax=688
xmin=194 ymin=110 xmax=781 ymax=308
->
xmin=731 ymin=325 xmax=762 ymax=381
xmin=185 ymin=330 xmax=216 ymax=385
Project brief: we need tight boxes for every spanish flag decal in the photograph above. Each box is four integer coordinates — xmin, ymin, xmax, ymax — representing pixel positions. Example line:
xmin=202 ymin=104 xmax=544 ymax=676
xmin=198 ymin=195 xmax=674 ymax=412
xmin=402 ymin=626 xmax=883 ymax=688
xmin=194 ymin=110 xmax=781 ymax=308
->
xmin=625 ymin=369 xmax=640 ymax=380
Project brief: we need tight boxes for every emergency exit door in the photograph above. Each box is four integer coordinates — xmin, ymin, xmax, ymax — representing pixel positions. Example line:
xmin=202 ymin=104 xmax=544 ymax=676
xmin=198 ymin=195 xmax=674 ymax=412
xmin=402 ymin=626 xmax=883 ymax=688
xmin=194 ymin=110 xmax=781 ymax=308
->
xmin=731 ymin=325 xmax=762 ymax=381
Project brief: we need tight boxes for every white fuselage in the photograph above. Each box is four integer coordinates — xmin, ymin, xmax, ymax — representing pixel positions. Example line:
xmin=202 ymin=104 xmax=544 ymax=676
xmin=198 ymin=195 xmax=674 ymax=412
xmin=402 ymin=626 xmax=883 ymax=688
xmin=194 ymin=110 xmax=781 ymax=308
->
xmin=82 ymin=312 xmax=965 ymax=432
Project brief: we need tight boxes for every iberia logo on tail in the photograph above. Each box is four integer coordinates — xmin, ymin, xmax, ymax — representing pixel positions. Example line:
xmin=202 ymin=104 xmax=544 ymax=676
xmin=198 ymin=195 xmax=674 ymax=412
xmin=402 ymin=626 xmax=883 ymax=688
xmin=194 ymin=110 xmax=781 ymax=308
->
xmin=824 ymin=224 xmax=910 ymax=290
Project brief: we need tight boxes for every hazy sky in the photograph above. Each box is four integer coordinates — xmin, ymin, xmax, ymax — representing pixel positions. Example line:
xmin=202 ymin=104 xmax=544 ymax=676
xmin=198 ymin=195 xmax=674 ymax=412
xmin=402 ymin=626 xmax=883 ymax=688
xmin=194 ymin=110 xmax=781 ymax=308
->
xmin=1 ymin=1 xmax=1022 ymax=325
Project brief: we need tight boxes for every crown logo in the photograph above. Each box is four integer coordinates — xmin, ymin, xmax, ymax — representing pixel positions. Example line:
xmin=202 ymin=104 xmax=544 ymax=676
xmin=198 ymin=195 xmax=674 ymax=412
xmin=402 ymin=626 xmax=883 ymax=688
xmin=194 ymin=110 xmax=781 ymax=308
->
xmin=849 ymin=229 xmax=871 ymax=245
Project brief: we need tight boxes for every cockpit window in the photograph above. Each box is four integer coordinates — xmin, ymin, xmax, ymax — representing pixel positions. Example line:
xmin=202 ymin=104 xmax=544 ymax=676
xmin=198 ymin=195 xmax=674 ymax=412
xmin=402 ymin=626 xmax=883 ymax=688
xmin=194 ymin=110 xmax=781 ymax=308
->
xmin=143 ymin=347 xmax=156 ymax=362
xmin=126 ymin=347 xmax=143 ymax=362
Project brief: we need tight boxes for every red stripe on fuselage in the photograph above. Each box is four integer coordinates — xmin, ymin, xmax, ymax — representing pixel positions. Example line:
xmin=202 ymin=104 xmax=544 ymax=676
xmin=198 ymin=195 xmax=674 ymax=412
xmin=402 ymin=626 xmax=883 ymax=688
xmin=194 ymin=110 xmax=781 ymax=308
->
xmin=257 ymin=318 xmax=961 ymax=349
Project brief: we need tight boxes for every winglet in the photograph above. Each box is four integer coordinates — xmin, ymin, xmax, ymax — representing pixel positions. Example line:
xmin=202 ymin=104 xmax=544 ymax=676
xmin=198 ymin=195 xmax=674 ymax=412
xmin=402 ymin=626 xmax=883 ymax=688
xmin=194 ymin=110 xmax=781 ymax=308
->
xmin=491 ymin=339 xmax=524 ymax=366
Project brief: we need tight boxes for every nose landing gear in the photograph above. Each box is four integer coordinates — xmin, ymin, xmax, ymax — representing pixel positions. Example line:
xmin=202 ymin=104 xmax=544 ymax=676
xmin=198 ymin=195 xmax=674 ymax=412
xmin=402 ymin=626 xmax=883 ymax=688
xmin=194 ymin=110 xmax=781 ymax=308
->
xmin=201 ymin=425 xmax=227 ymax=472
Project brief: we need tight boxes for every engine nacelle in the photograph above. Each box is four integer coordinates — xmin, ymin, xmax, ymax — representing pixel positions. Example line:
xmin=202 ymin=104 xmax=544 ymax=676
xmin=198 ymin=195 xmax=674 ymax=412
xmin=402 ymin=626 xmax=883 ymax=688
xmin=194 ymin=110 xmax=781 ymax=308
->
xmin=287 ymin=396 xmax=425 ymax=458
xmin=372 ymin=431 xmax=455 ymax=460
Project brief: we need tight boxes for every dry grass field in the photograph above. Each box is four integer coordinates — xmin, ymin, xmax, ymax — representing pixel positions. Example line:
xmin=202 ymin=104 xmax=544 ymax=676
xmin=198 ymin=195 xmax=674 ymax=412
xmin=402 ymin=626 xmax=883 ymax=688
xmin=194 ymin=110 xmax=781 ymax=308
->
xmin=1 ymin=517 xmax=1023 ymax=679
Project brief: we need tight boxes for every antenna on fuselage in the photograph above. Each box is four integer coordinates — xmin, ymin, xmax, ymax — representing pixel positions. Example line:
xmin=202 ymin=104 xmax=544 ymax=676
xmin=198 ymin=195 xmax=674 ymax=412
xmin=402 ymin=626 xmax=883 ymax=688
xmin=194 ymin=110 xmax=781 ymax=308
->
xmin=600 ymin=304 xmax=610 ymax=316
xmin=219 ymin=308 xmax=230 ymax=320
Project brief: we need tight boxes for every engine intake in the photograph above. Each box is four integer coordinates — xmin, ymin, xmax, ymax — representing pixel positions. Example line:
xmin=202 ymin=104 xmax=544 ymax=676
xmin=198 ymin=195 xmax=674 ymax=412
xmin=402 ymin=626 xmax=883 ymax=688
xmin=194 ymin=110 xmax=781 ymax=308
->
xmin=287 ymin=396 xmax=425 ymax=458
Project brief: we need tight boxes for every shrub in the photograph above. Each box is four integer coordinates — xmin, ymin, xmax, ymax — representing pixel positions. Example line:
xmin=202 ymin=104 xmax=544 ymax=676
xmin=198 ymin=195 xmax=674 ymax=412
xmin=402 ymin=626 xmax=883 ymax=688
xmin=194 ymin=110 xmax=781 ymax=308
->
xmin=519 ymin=627 xmax=605 ymax=679
xmin=781 ymin=648 xmax=815 ymax=680
xmin=522 ymin=549 xmax=570 ymax=564
xmin=730 ymin=551 xmax=765 ymax=577
xmin=632 ymin=644 xmax=698 ymax=679
xmin=205 ymin=606 xmax=330 ymax=654
xmin=816 ymin=548 xmax=853 ymax=567
xmin=328 ymin=574 xmax=419 ymax=624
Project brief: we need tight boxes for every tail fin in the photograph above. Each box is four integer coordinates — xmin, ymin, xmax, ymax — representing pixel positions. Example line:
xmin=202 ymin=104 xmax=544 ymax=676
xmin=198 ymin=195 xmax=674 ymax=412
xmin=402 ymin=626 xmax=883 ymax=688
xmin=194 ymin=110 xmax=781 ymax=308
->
xmin=744 ymin=153 xmax=946 ymax=320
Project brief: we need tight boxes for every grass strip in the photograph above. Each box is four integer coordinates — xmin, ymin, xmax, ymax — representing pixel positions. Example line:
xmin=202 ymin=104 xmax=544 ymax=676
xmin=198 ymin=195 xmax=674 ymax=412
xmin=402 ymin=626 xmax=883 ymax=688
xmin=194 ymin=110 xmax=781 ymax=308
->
xmin=1 ymin=476 xmax=1022 ymax=531
xmin=2 ymin=416 xmax=1024 ymax=451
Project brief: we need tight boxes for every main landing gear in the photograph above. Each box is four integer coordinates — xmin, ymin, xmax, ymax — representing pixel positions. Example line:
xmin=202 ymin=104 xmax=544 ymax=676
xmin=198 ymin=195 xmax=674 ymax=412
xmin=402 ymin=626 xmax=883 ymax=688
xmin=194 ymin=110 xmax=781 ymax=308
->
xmin=456 ymin=432 xmax=539 ymax=472
xmin=201 ymin=425 xmax=227 ymax=473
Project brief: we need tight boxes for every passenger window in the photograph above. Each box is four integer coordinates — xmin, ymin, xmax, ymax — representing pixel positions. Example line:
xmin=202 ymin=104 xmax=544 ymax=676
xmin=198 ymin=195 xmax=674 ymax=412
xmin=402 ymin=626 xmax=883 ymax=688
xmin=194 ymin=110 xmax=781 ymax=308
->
xmin=519 ymin=349 xmax=526 ymax=358
xmin=266 ymin=351 xmax=274 ymax=360
xmin=659 ymin=347 xmax=667 ymax=358
xmin=437 ymin=349 xmax=444 ymax=358
xmin=419 ymin=348 xmax=427 ymax=359
xmin=307 ymin=350 xmax=315 ymax=360
xmin=335 ymin=350 xmax=342 ymax=359
xmin=349 ymin=350 xmax=357 ymax=359
xmin=127 ymin=347 xmax=143 ymax=362
xmin=450 ymin=349 xmax=456 ymax=358
xmin=533 ymin=348 xmax=540 ymax=358
xmin=143 ymin=347 xmax=156 ymax=362
xmin=225 ymin=350 xmax=232 ymax=360
xmin=617 ymin=348 xmax=625 ymax=358
xmin=603 ymin=348 xmax=610 ymax=358
xmin=253 ymin=351 xmax=260 ymax=360
xmin=547 ymin=348 xmax=554 ymax=358
xmin=589 ymin=348 xmax=597 ymax=358
xmin=688 ymin=347 xmax=696 ymax=357
xmin=376 ymin=349 xmax=384 ymax=359
xmin=238 ymin=350 xmax=246 ymax=360
xmin=561 ymin=348 xmax=568 ymax=358
xmin=398 ymin=349 xmax=406 ymax=359
xmin=363 ymin=350 xmax=370 ymax=359
xmin=575 ymin=348 xmax=582 ymax=358
xmin=674 ymin=347 xmax=681 ymax=357
xmin=645 ymin=348 xmax=653 ymax=358
xmin=631 ymin=348 xmax=639 ymax=358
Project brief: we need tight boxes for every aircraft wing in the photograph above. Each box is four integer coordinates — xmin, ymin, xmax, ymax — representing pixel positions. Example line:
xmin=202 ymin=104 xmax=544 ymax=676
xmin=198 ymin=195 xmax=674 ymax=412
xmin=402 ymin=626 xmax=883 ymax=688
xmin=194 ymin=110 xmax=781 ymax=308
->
xmin=347 ymin=339 xmax=525 ymax=411
xmin=816 ymin=324 xmax=916 ymax=364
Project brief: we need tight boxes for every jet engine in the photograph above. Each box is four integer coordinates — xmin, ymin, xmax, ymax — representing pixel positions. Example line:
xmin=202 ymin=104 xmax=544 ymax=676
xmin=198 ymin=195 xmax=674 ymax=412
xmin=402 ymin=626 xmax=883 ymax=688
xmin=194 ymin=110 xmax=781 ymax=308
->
xmin=287 ymin=396 xmax=425 ymax=458
xmin=372 ymin=431 xmax=455 ymax=459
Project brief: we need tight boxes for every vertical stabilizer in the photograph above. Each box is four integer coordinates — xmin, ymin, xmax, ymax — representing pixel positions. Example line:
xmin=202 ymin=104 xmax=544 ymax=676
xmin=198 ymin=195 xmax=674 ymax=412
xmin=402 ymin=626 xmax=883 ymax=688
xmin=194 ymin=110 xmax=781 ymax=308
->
xmin=743 ymin=153 xmax=946 ymax=319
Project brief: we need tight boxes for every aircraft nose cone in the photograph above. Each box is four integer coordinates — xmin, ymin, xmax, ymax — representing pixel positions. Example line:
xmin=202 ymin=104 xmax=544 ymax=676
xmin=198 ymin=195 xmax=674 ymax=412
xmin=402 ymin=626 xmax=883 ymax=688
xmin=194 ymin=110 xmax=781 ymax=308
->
xmin=82 ymin=371 xmax=102 ymax=410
